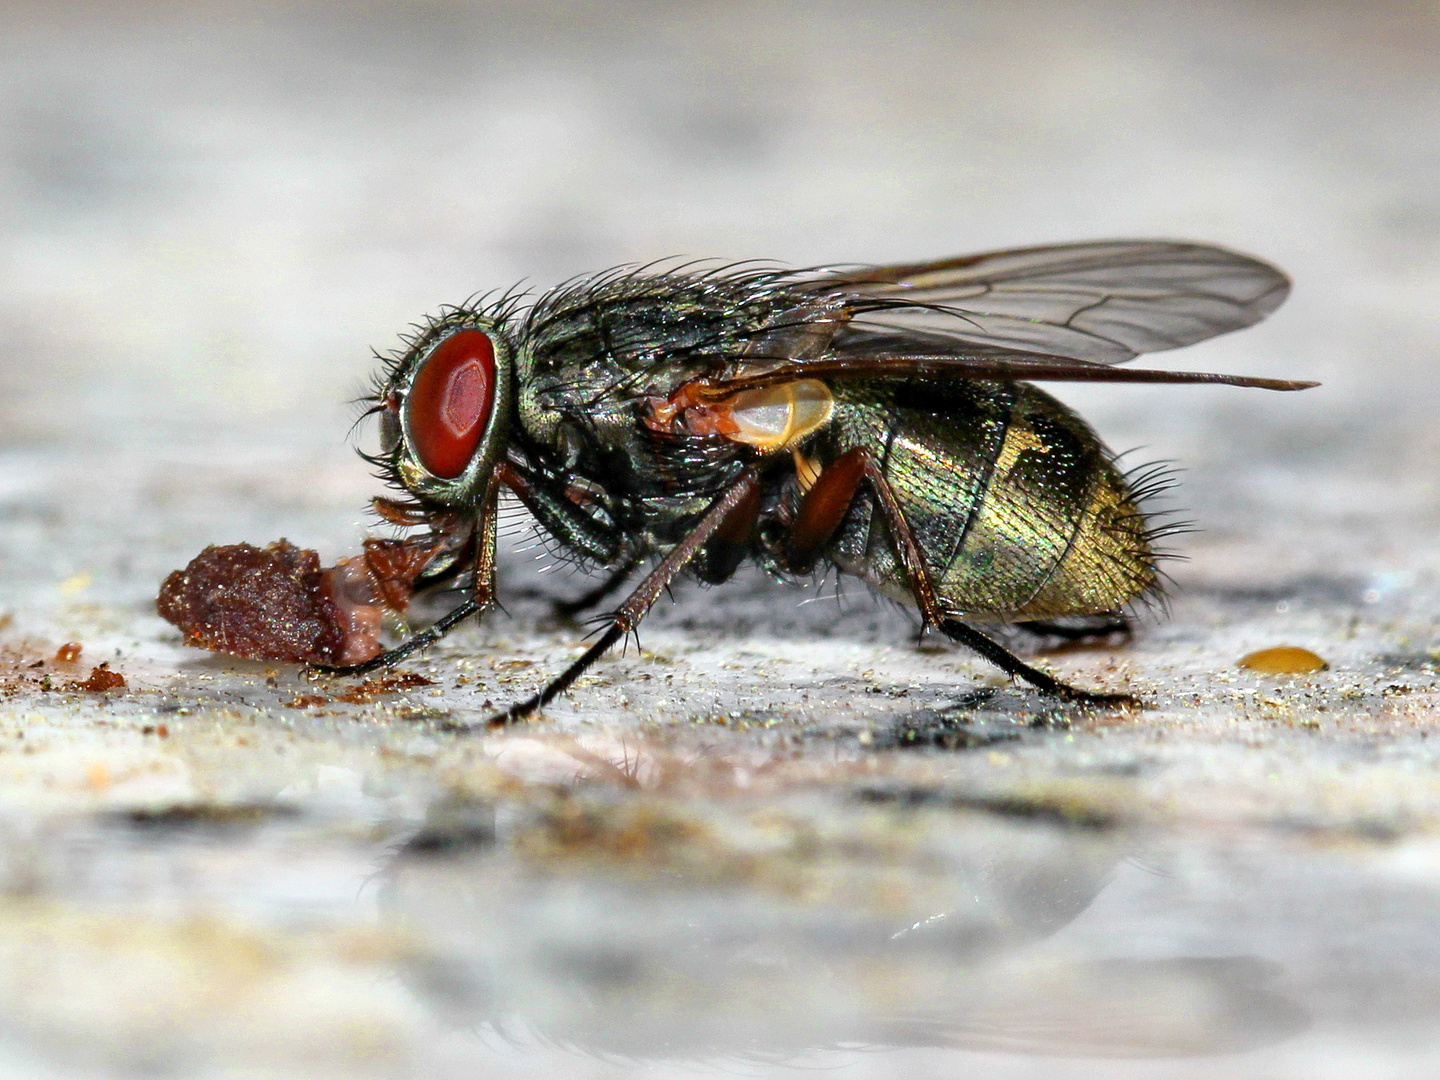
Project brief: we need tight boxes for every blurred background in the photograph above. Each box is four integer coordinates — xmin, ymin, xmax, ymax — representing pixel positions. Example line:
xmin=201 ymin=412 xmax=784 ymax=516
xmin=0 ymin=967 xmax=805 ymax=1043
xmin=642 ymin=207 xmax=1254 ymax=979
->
xmin=1 ymin=0 xmax=1436 ymax=579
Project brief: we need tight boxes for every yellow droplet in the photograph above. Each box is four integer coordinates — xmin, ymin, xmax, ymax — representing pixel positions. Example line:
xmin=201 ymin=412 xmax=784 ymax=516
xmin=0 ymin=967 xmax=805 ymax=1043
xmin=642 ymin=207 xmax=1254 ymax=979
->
xmin=59 ymin=572 xmax=93 ymax=596
xmin=1238 ymin=646 xmax=1329 ymax=675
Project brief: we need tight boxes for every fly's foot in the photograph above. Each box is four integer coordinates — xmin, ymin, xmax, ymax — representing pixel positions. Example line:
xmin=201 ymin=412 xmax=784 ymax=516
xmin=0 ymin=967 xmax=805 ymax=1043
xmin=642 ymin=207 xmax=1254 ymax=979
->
xmin=937 ymin=618 xmax=1143 ymax=709
xmin=1050 ymin=684 xmax=1145 ymax=710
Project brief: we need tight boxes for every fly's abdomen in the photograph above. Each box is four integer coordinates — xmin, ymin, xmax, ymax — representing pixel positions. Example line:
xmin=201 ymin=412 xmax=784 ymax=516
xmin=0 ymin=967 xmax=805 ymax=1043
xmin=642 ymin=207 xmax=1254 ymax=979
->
xmin=822 ymin=382 xmax=1156 ymax=619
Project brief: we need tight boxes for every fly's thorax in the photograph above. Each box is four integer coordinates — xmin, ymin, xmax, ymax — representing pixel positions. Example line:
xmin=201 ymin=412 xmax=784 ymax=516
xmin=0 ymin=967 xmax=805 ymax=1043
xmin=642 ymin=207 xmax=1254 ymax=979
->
xmin=378 ymin=317 xmax=517 ymax=508
xmin=508 ymin=350 xmax=657 ymax=546
xmin=514 ymin=317 xmax=678 ymax=459
xmin=514 ymin=363 xmax=641 ymax=479
xmin=513 ymin=267 xmax=817 ymax=458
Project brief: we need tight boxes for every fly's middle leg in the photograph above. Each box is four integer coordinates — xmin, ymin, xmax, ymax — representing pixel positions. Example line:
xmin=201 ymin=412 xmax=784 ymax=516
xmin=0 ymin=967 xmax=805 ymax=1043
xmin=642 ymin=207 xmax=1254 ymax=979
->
xmin=483 ymin=467 xmax=765 ymax=728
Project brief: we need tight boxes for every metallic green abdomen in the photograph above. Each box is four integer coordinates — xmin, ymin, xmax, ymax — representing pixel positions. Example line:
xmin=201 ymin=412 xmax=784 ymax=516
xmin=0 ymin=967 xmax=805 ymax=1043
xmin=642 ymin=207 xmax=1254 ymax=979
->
xmin=819 ymin=380 xmax=1155 ymax=619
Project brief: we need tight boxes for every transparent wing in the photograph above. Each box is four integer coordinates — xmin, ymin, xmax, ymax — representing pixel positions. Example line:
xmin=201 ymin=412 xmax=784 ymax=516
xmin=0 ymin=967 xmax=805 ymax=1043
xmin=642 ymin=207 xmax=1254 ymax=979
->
xmin=805 ymin=240 xmax=1291 ymax=364
xmin=696 ymin=348 xmax=1315 ymax=405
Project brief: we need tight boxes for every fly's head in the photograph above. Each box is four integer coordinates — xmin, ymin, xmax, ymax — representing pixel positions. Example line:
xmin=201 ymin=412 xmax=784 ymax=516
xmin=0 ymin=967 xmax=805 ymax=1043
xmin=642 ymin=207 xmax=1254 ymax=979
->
xmin=364 ymin=303 xmax=520 ymax=511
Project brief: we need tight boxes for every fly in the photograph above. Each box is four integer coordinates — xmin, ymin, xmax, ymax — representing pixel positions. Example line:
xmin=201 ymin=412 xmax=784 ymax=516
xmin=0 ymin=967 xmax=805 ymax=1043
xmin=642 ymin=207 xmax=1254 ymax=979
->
xmin=327 ymin=240 xmax=1313 ymax=723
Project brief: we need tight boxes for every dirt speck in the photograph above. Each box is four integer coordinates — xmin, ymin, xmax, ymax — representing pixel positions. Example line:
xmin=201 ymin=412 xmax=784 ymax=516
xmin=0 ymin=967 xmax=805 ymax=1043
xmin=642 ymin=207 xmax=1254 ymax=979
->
xmin=76 ymin=664 xmax=126 ymax=692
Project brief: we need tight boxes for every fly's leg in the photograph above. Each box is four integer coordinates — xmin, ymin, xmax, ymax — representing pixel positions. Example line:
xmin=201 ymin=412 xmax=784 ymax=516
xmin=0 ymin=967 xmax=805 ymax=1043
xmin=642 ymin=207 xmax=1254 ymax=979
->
xmin=314 ymin=597 xmax=488 ymax=677
xmin=498 ymin=460 xmax=644 ymax=616
xmin=933 ymin=620 xmax=1137 ymax=705
xmin=695 ymin=480 xmax=762 ymax=584
xmin=409 ymin=532 xmax=478 ymax=592
xmin=787 ymin=448 xmax=1138 ymax=707
xmin=553 ymin=554 xmax=642 ymax=618
xmin=1013 ymin=615 xmax=1133 ymax=645
xmin=312 ymin=484 xmax=500 ymax=677
xmin=485 ymin=468 xmax=763 ymax=728
xmin=555 ymin=473 xmax=757 ymax=618
xmin=785 ymin=449 xmax=867 ymax=574
xmin=498 ymin=459 xmax=623 ymax=565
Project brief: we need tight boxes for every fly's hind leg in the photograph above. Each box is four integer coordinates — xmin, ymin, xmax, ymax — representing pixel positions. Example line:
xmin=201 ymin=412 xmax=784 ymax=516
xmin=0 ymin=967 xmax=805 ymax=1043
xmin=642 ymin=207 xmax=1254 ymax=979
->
xmin=934 ymin=620 xmax=1137 ymax=706
xmin=1013 ymin=614 xmax=1134 ymax=646
xmin=786 ymin=447 xmax=1138 ymax=708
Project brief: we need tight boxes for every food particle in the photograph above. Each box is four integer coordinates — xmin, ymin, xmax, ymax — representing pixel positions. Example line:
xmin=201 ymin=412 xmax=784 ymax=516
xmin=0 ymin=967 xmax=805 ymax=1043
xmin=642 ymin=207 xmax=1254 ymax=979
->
xmin=157 ymin=537 xmax=436 ymax=666
xmin=78 ymin=664 xmax=127 ymax=692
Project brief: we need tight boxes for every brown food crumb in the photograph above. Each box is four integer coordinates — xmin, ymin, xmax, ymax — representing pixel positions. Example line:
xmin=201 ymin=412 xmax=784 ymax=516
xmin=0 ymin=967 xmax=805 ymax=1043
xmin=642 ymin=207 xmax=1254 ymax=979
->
xmin=158 ymin=540 xmax=341 ymax=663
xmin=1238 ymin=646 xmax=1329 ymax=675
xmin=332 ymin=671 xmax=436 ymax=704
xmin=77 ymin=663 xmax=126 ymax=692
xmin=54 ymin=642 xmax=82 ymax=663
xmin=284 ymin=672 xmax=434 ymax=708
xmin=157 ymin=538 xmax=439 ymax=666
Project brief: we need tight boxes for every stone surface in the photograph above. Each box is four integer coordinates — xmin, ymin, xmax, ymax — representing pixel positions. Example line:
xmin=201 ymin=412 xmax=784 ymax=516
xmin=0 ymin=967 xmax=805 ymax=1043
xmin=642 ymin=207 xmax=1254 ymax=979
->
xmin=2 ymin=2 xmax=1440 ymax=1077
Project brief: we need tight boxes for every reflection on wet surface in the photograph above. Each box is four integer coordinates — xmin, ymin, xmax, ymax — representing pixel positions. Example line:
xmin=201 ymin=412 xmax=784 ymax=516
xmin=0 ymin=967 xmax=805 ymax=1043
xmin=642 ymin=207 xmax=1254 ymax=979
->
xmin=9 ymin=748 xmax=1440 ymax=1078
xmin=384 ymin=810 xmax=1305 ymax=1062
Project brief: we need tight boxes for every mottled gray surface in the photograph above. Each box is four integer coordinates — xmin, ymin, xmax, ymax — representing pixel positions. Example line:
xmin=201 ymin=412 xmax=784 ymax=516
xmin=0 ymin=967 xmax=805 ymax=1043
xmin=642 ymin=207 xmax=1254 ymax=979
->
xmin=2 ymin=2 xmax=1440 ymax=1077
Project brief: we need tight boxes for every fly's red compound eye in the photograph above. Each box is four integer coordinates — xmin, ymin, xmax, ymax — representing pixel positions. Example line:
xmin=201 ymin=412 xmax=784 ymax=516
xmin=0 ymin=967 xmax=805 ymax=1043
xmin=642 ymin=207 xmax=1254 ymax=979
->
xmin=404 ymin=329 xmax=496 ymax=479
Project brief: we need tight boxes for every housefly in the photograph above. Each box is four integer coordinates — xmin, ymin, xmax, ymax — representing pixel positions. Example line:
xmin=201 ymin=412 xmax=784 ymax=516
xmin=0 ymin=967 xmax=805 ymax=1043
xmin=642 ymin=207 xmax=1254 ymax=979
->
xmin=335 ymin=240 xmax=1311 ymax=723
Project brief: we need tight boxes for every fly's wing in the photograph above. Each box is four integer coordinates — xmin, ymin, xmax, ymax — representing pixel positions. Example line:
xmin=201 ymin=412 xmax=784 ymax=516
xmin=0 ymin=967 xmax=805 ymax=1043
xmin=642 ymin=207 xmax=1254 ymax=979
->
xmin=695 ymin=346 xmax=1315 ymax=403
xmin=700 ymin=241 xmax=1309 ymax=401
xmin=798 ymin=240 xmax=1291 ymax=365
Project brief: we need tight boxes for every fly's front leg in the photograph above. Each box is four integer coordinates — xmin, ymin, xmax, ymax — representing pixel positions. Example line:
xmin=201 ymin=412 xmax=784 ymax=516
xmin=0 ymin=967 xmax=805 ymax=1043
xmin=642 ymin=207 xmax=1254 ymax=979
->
xmin=496 ymin=459 xmax=641 ymax=617
xmin=497 ymin=459 xmax=622 ymax=565
xmin=312 ymin=484 xmax=500 ymax=677
xmin=786 ymin=447 xmax=1138 ymax=707
xmin=483 ymin=468 xmax=763 ymax=728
